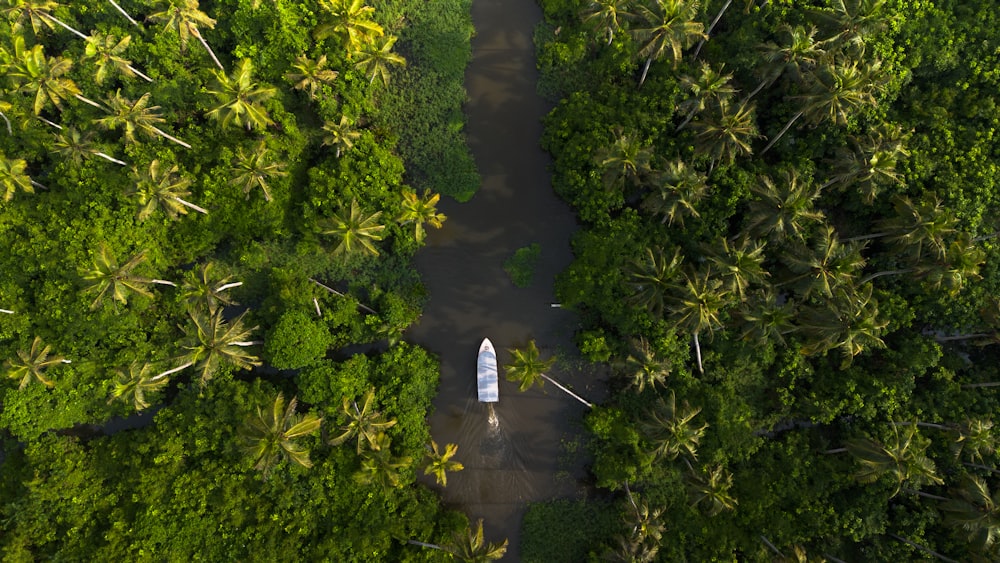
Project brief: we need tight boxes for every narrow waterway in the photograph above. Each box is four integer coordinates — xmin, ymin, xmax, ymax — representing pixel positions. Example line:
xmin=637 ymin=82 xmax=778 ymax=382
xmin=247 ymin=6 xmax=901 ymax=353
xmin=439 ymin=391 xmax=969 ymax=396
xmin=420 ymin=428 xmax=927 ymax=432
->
xmin=405 ymin=0 xmax=594 ymax=558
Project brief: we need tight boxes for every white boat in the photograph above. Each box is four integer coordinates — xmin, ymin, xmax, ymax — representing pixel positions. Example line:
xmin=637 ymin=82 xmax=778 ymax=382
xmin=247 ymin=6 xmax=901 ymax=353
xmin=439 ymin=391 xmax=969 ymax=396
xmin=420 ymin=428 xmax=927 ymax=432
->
xmin=477 ymin=338 xmax=499 ymax=403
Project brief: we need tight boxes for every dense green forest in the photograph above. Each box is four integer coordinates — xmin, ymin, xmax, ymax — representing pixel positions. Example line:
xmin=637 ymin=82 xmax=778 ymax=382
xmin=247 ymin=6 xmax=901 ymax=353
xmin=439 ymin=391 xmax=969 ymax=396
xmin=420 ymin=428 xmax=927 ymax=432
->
xmin=522 ymin=0 xmax=1000 ymax=561
xmin=0 ymin=0 xmax=492 ymax=559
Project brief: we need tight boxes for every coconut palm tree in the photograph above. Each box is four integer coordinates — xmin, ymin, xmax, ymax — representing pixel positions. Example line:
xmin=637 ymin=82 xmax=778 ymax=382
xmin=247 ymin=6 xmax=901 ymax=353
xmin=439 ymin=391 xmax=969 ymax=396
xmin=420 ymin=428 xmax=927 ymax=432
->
xmin=675 ymin=63 xmax=736 ymax=131
xmin=669 ymin=268 xmax=731 ymax=374
xmin=398 ymin=189 xmax=447 ymax=242
xmin=129 ymin=159 xmax=206 ymax=220
xmin=3 ymin=336 xmax=66 ymax=389
xmin=230 ymin=141 xmax=287 ymax=202
xmin=148 ymin=0 xmax=224 ymax=70
xmin=811 ymin=0 xmax=894 ymax=55
xmin=444 ymin=518 xmax=509 ymax=562
xmin=84 ymin=33 xmax=153 ymax=84
xmin=627 ymin=245 xmax=684 ymax=319
xmin=782 ymin=225 xmax=866 ymax=299
xmin=744 ymin=169 xmax=825 ymax=243
xmin=629 ymin=0 xmax=706 ymax=86
xmin=954 ymin=419 xmax=996 ymax=464
xmin=687 ymin=464 xmax=738 ymax=516
xmin=52 ymin=127 xmax=127 ymax=166
xmin=914 ymin=235 xmax=986 ymax=296
xmin=690 ymin=100 xmax=757 ymax=167
xmin=314 ymin=0 xmax=384 ymax=53
xmin=241 ymin=393 xmax=323 ymax=475
xmin=941 ymin=475 xmax=1000 ymax=552
xmin=206 ymin=59 xmax=277 ymax=131
xmin=320 ymin=199 xmax=385 ymax=257
xmin=705 ymin=236 xmax=769 ymax=299
xmin=821 ymin=124 xmax=910 ymax=202
xmin=423 ymin=440 xmax=464 ymax=487
xmin=353 ymin=432 xmax=412 ymax=488
xmin=182 ymin=308 xmax=261 ymax=386
xmin=354 ymin=35 xmax=406 ymax=86
xmin=580 ymin=0 xmax=633 ymax=46
xmin=1 ymin=0 xmax=60 ymax=34
xmin=328 ymin=388 xmax=398 ymax=453
xmin=597 ymin=127 xmax=653 ymax=190
xmin=505 ymin=340 xmax=593 ymax=408
xmin=798 ymin=284 xmax=888 ymax=367
xmin=619 ymin=337 xmax=672 ymax=393
xmin=736 ymin=288 xmax=797 ymax=346
xmin=640 ymin=159 xmax=709 ymax=226
xmin=97 ymin=91 xmax=191 ymax=148
xmin=743 ymin=25 xmax=829 ymax=102
xmin=4 ymin=37 xmax=99 ymax=114
xmin=284 ymin=54 xmax=339 ymax=99
xmin=0 ymin=151 xmax=33 ymax=201
xmin=845 ymin=425 xmax=943 ymax=497
xmin=321 ymin=115 xmax=362 ymax=157
xmin=180 ymin=261 xmax=241 ymax=315
xmin=80 ymin=244 xmax=157 ymax=309
xmin=109 ymin=361 xmax=170 ymax=410
xmin=876 ymin=194 xmax=958 ymax=261
xmin=641 ymin=390 xmax=707 ymax=462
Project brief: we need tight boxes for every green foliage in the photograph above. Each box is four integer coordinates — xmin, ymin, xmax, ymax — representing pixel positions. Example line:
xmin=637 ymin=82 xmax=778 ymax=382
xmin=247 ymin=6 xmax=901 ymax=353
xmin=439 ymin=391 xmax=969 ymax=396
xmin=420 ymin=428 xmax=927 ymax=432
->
xmin=263 ymin=309 xmax=332 ymax=370
xmin=503 ymin=243 xmax=542 ymax=288
xmin=521 ymin=499 xmax=619 ymax=563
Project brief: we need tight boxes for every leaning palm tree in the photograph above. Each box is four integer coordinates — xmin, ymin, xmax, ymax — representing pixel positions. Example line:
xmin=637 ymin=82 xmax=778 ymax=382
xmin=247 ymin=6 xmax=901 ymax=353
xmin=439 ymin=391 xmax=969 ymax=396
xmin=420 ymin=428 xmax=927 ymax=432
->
xmin=83 ymin=33 xmax=153 ymax=84
xmin=505 ymin=340 xmax=593 ymax=408
xmin=321 ymin=115 xmax=362 ymax=157
xmin=626 ymin=245 xmax=684 ymax=319
xmin=109 ymin=361 xmax=170 ymax=410
xmin=180 ymin=261 xmax=241 ymax=315
xmin=423 ymin=440 xmax=464 ymax=487
xmin=736 ymin=288 xmax=797 ymax=346
xmin=687 ymin=464 xmax=738 ymax=516
xmin=704 ymin=236 xmax=769 ymax=299
xmin=353 ymin=432 xmax=412 ymax=488
xmin=941 ymin=475 xmax=1000 ymax=552
xmin=354 ymin=35 xmax=406 ymax=87
xmin=230 ymin=141 xmax=287 ymax=201
xmin=743 ymin=24 xmax=829 ymax=102
xmin=284 ymin=54 xmax=339 ymax=99
xmin=669 ymin=268 xmax=731 ymax=374
xmin=206 ymin=59 xmax=277 ymax=131
xmin=398 ymin=189 xmax=447 ymax=242
xmin=52 ymin=127 xmax=127 ymax=166
xmin=129 ymin=159 xmax=207 ymax=220
xmin=0 ymin=151 xmax=33 ymax=201
xmin=822 ymin=123 xmax=910 ymax=202
xmin=182 ymin=308 xmax=262 ymax=386
xmin=744 ymin=169 xmax=825 ymax=243
xmin=4 ymin=36 xmax=100 ymax=114
xmin=80 ymin=244 xmax=158 ymax=309
xmin=782 ymin=225 xmax=866 ymax=299
xmin=314 ymin=0 xmax=384 ymax=53
xmin=96 ymin=91 xmax=191 ymax=148
xmin=689 ymin=100 xmax=758 ymax=168
xmin=328 ymin=387 xmax=398 ymax=453
xmin=3 ymin=336 xmax=66 ymax=389
xmin=147 ymin=0 xmax=224 ymax=70
xmin=845 ymin=424 xmax=943 ymax=497
xmin=629 ymin=0 xmax=706 ymax=86
xmin=240 ymin=393 xmax=323 ymax=475
xmin=675 ymin=63 xmax=736 ymax=131
xmin=640 ymin=160 xmax=709 ymax=227
xmin=598 ymin=126 xmax=653 ymax=191
xmin=798 ymin=284 xmax=888 ymax=367
xmin=641 ymin=390 xmax=708 ymax=462
xmin=580 ymin=0 xmax=632 ymax=46
xmin=320 ymin=199 xmax=385 ymax=257
xmin=618 ymin=337 xmax=673 ymax=393
xmin=1 ymin=0 xmax=60 ymax=34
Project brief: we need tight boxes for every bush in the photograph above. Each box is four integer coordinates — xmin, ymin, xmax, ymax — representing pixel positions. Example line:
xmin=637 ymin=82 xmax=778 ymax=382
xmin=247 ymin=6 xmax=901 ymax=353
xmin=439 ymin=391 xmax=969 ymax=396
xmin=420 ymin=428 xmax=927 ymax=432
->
xmin=503 ymin=243 xmax=542 ymax=288
xmin=263 ymin=310 xmax=332 ymax=370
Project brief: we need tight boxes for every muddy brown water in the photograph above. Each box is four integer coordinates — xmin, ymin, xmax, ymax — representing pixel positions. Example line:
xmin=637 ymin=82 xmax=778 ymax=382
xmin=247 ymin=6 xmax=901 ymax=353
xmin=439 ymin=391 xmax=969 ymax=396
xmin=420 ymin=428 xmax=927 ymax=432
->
xmin=404 ymin=0 xmax=601 ymax=558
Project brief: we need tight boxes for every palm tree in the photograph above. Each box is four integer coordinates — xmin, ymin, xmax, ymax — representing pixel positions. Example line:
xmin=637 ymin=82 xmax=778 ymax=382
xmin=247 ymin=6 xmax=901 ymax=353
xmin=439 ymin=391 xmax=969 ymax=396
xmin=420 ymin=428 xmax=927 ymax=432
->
xmin=782 ymin=225 xmax=866 ymax=299
xmin=914 ymin=234 xmax=985 ymax=296
xmin=109 ymin=361 xmax=169 ymax=410
xmin=4 ymin=37 xmax=99 ymax=114
xmin=0 ymin=151 xmax=33 ymax=201
xmin=629 ymin=0 xmax=706 ymax=86
xmin=627 ymin=245 xmax=684 ymax=319
xmin=314 ymin=0 xmax=384 ymax=53
xmin=1 ymin=0 xmax=59 ymax=34
xmin=3 ymin=336 xmax=66 ymax=389
xmin=328 ymin=388 xmax=398 ymax=453
xmin=669 ymin=268 xmax=731 ymax=374
xmin=640 ymin=159 xmax=709 ymax=227
xmin=675 ymin=63 xmax=736 ymax=131
xmin=597 ymin=127 xmax=653 ymax=190
xmin=505 ymin=340 xmax=593 ymax=408
xmin=148 ymin=0 xmax=224 ymax=70
xmin=129 ymin=159 xmax=206 ymax=220
xmin=736 ymin=288 xmax=797 ymax=346
xmin=320 ymin=199 xmax=385 ymax=257
xmin=182 ymin=308 xmax=262 ymax=386
xmin=97 ymin=91 xmax=191 ymax=148
xmin=641 ymin=390 xmax=707 ymax=461
xmin=619 ymin=337 xmax=672 ymax=393
xmin=603 ymin=532 xmax=659 ymax=562
xmin=180 ymin=261 xmax=241 ymax=315
xmin=284 ymin=54 xmax=339 ymax=99
xmin=687 ymin=464 xmax=738 ymax=516
xmin=241 ymin=393 xmax=323 ymax=475
xmin=444 ymin=519 xmax=509 ymax=562
xmin=206 ymin=59 xmax=277 ymax=131
xmin=80 ymin=244 xmax=156 ymax=309
xmin=353 ymin=432 xmax=412 ymax=488
xmin=876 ymin=194 xmax=959 ymax=262
xmin=398 ymin=189 xmax=447 ymax=242
xmin=230 ymin=141 xmax=287 ymax=201
xmin=106 ymin=0 xmax=140 ymax=27
xmin=705 ymin=236 xmax=769 ymax=299
xmin=580 ymin=0 xmax=633 ymax=46
xmin=941 ymin=475 xmax=1000 ymax=552
xmin=798 ymin=284 xmax=888 ymax=367
xmin=821 ymin=124 xmax=910 ymax=202
xmin=690 ymin=100 xmax=757 ymax=167
xmin=954 ymin=419 xmax=996 ymax=463
xmin=321 ymin=115 xmax=362 ymax=157
xmin=423 ymin=440 xmax=464 ymax=487
xmin=744 ymin=169 xmax=825 ymax=243
xmin=743 ymin=25 xmax=829 ymax=102
xmin=354 ymin=35 xmax=406 ymax=86
xmin=84 ymin=33 xmax=153 ymax=84
xmin=52 ymin=127 xmax=127 ymax=166
xmin=811 ymin=0 xmax=894 ymax=55
xmin=845 ymin=425 xmax=943 ymax=497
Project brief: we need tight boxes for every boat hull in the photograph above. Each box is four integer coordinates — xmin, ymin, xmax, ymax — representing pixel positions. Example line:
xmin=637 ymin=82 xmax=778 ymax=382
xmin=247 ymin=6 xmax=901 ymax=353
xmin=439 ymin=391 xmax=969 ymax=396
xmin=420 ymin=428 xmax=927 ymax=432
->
xmin=477 ymin=338 xmax=499 ymax=403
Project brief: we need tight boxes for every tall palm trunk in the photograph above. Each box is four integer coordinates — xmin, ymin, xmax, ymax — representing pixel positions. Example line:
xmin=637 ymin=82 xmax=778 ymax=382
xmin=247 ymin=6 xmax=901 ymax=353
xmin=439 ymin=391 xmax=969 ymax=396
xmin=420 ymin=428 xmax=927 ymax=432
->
xmin=761 ymin=110 xmax=804 ymax=154
xmin=541 ymin=373 xmax=593 ymax=408
xmin=638 ymin=57 xmax=653 ymax=88
xmin=691 ymin=0 xmax=733 ymax=60
xmin=41 ymin=12 xmax=87 ymax=40
xmin=75 ymin=94 xmax=104 ymax=109
xmin=888 ymin=534 xmax=959 ymax=563
xmin=693 ymin=332 xmax=704 ymax=374
xmin=0 ymin=111 xmax=10 ymax=135
xmin=150 ymin=126 xmax=191 ymax=149
xmin=191 ymin=25 xmax=225 ymax=71
xmin=94 ymin=152 xmax=128 ymax=165
xmin=107 ymin=0 xmax=141 ymax=27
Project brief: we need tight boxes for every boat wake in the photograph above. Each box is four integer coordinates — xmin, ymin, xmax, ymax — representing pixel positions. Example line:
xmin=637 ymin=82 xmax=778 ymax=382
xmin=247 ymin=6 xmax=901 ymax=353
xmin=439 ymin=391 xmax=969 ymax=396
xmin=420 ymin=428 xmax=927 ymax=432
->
xmin=487 ymin=403 xmax=499 ymax=431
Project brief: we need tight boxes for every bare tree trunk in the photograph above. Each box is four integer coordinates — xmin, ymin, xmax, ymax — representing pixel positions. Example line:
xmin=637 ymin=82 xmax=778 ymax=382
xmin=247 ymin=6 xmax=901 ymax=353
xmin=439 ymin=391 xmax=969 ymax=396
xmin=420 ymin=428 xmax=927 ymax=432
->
xmin=638 ymin=57 xmax=653 ymax=88
xmin=541 ymin=373 xmax=593 ymax=408
xmin=41 ymin=12 xmax=88 ymax=40
xmin=406 ymin=540 xmax=444 ymax=551
xmin=128 ymin=65 xmax=154 ymax=83
xmin=0 ymin=111 xmax=11 ymax=135
xmin=150 ymin=126 xmax=192 ymax=149
xmin=154 ymin=361 xmax=193 ymax=380
xmin=859 ymin=269 xmax=912 ymax=285
xmin=761 ymin=111 xmax=804 ymax=154
xmin=888 ymin=534 xmax=959 ymax=563
xmin=313 ymin=297 xmax=322 ymax=317
xmin=30 ymin=179 xmax=48 ymax=190
xmin=693 ymin=332 xmax=704 ymax=374
xmin=759 ymin=535 xmax=784 ymax=557
xmin=741 ymin=78 xmax=768 ymax=104
xmin=962 ymin=382 xmax=1000 ymax=389
xmin=107 ymin=0 xmax=141 ymax=27
xmin=309 ymin=278 xmax=378 ymax=314
xmin=150 ymin=279 xmax=177 ymax=287
xmin=691 ymin=0 xmax=733 ymax=60
xmin=192 ymin=25 xmax=225 ymax=71
xmin=173 ymin=197 xmax=208 ymax=214
xmin=215 ymin=282 xmax=243 ymax=292
xmin=963 ymin=462 xmax=1000 ymax=475
xmin=94 ymin=152 xmax=128 ymax=166
xmin=0 ymin=308 xmax=14 ymax=314
xmin=935 ymin=333 xmax=990 ymax=342
xmin=37 ymin=116 xmax=62 ymax=129
xmin=74 ymin=94 xmax=104 ymax=109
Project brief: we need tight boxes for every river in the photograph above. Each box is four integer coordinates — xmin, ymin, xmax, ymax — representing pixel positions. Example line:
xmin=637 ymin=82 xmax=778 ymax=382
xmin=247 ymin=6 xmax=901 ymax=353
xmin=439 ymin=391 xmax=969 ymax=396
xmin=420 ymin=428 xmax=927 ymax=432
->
xmin=404 ymin=0 xmax=596 ymax=558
